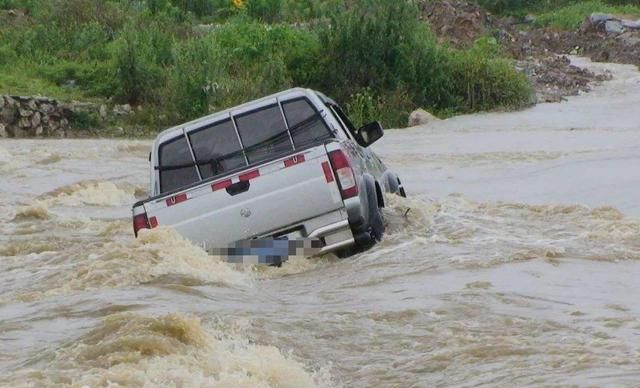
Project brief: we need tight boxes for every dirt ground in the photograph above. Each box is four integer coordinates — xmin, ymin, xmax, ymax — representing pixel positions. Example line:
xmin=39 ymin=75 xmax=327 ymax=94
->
xmin=421 ymin=0 xmax=639 ymax=103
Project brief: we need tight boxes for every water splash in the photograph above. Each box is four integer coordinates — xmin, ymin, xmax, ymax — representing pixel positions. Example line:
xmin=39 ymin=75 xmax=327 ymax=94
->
xmin=3 ymin=312 xmax=331 ymax=388
xmin=43 ymin=180 xmax=138 ymax=207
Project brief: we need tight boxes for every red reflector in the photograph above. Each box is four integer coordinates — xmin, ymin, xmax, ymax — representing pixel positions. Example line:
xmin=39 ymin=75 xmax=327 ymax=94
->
xmin=240 ymin=169 xmax=260 ymax=181
xmin=149 ymin=216 xmax=158 ymax=228
xmin=321 ymin=161 xmax=334 ymax=183
xmin=328 ymin=149 xmax=350 ymax=170
xmin=133 ymin=213 xmax=149 ymax=237
xmin=328 ymin=149 xmax=358 ymax=199
xmin=212 ymin=179 xmax=232 ymax=192
xmin=284 ymin=154 xmax=306 ymax=168
xmin=166 ymin=193 xmax=188 ymax=207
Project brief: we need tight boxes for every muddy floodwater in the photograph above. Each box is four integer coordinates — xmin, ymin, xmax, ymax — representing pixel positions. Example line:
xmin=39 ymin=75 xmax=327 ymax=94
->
xmin=1 ymin=58 xmax=639 ymax=387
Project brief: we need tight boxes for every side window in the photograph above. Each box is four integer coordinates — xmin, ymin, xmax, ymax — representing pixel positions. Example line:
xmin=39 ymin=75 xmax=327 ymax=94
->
xmin=282 ymin=98 xmax=332 ymax=148
xmin=332 ymin=104 xmax=358 ymax=137
xmin=328 ymin=105 xmax=355 ymax=141
xmin=235 ymin=104 xmax=293 ymax=164
xmin=188 ymin=119 xmax=247 ymax=179
xmin=159 ymin=135 xmax=199 ymax=193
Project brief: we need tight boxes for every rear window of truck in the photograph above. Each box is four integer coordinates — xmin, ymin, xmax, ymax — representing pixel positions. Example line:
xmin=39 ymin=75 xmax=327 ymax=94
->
xmin=157 ymin=97 xmax=333 ymax=194
xmin=158 ymin=135 xmax=199 ymax=193
xmin=188 ymin=119 xmax=246 ymax=179
xmin=235 ymin=104 xmax=293 ymax=164
xmin=282 ymin=98 xmax=332 ymax=148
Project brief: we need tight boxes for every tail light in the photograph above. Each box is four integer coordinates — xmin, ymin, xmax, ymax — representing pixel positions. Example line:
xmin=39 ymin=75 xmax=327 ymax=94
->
xmin=328 ymin=149 xmax=358 ymax=199
xmin=133 ymin=212 xmax=150 ymax=237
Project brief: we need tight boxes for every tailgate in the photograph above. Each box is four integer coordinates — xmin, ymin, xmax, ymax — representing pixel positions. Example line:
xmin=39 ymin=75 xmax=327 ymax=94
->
xmin=142 ymin=145 xmax=343 ymax=248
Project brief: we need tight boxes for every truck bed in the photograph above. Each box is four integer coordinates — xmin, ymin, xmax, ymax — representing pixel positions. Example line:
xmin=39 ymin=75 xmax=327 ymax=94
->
xmin=137 ymin=143 xmax=346 ymax=252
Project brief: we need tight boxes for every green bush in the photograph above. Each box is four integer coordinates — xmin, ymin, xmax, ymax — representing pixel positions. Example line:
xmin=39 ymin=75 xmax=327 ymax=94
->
xmin=167 ymin=20 xmax=311 ymax=121
xmin=314 ymin=0 xmax=531 ymax=124
xmin=147 ymin=0 xmax=170 ymax=15
xmin=112 ymin=25 xmax=167 ymax=104
xmin=316 ymin=0 xmax=425 ymax=100
xmin=0 ymin=0 xmax=41 ymax=13
xmin=447 ymin=45 xmax=533 ymax=112
xmin=169 ymin=0 xmax=216 ymax=17
xmin=534 ymin=0 xmax=640 ymax=29
xmin=168 ymin=37 xmax=224 ymax=120
xmin=70 ymin=110 xmax=101 ymax=130
xmin=246 ymin=0 xmax=283 ymax=23
xmin=0 ymin=44 xmax=16 ymax=65
xmin=477 ymin=0 xmax=640 ymax=18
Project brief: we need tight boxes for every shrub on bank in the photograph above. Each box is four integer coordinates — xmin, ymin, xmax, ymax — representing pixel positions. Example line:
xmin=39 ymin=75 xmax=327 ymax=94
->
xmin=476 ymin=0 xmax=640 ymax=17
xmin=0 ymin=0 xmax=533 ymax=130
xmin=315 ymin=0 xmax=531 ymax=125
xmin=534 ymin=0 xmax=640 ymax=29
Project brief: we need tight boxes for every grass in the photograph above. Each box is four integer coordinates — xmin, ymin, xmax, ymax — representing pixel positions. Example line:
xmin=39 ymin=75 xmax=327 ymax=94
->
xmin=0 ymin=0 xmax=535 ymax=131
xmin=535 ymin=0 xmax=640 ymax=29
xmin=0 ymin=63 xmax=92 ymax=101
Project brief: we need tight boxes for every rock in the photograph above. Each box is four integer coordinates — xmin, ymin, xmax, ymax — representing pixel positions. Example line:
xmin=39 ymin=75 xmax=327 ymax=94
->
xmin=622 ymin=19 xmax=640 ymax=30
xmin=14 ymin=128 xmax=29 ymax=138
xmin=0 ymin=94 xmax=85 ymax=137
xmin=5 ymin=96 xmax=16 ymax=106
xmin=408 ymin=109 xmax=441 ymax=127
xmin=19 ymin=117 xmax=31 ymax=128
xmin=40 ymin=103 xmax=53 ymax=114
xmin=605 ymin=20 xmax=625 ymax=34
xmin=62 ymin=80 xmax=77 ymax=89
xmin=1 ymin=105 xmax=17 ymax=123
xmin=616 ymin=32 xmax=640 ymax=46
xmin=31 ymin=112 xmax=41 ymax=127
xmin=99 ymin=104 xmax=108 ymax=119
xmin=590 ymin=13 xmax=614 ymax=25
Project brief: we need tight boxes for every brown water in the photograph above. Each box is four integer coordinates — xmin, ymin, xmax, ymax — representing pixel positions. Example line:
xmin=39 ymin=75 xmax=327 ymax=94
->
xmin=1 ymin=58 xmax=640 ymax=387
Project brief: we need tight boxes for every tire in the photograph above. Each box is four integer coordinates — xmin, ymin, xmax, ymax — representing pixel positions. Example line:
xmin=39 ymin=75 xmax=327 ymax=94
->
xmin=369 ymin=200 xmax=385 ymax=242
xmin=336 ymin=180 xmax=385 ymax=258
xmin=386 ymin=173 xmax=407 ymax=198
xmin=396 ymin=176 xmax=407 ymax=198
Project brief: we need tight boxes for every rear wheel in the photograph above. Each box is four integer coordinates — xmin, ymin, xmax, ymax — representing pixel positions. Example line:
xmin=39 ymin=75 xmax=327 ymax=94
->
xmin=396 ymin=176 xmax=407 ymax=198
xmin=369 ymin=202 xmax=385 ymax=242
xmin=336 ymin=182 xmax=385 ymax=258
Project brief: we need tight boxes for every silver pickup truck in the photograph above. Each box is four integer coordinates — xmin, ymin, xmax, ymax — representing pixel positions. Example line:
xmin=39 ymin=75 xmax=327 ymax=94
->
xmin=132 ymin=88 xmax=406 ymax=263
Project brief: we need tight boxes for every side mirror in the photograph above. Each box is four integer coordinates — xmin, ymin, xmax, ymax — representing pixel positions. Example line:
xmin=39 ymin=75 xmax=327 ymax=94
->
xmin=357 ymin=121 xmax=384 ymax=147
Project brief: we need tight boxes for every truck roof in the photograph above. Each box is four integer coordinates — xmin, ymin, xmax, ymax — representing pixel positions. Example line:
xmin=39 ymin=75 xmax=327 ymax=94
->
xmin=154 ymin=87 xmax=326 ymax=141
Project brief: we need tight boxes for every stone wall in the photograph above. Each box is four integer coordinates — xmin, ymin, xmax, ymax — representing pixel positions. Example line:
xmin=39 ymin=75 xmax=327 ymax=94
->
xmin=0 ymin=95 xmax=70 ymax=138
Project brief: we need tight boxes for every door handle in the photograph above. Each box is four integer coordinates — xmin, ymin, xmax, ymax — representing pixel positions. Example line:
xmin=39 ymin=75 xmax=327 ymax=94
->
xmin=226 ymin=181 xmax=250 ymax=196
